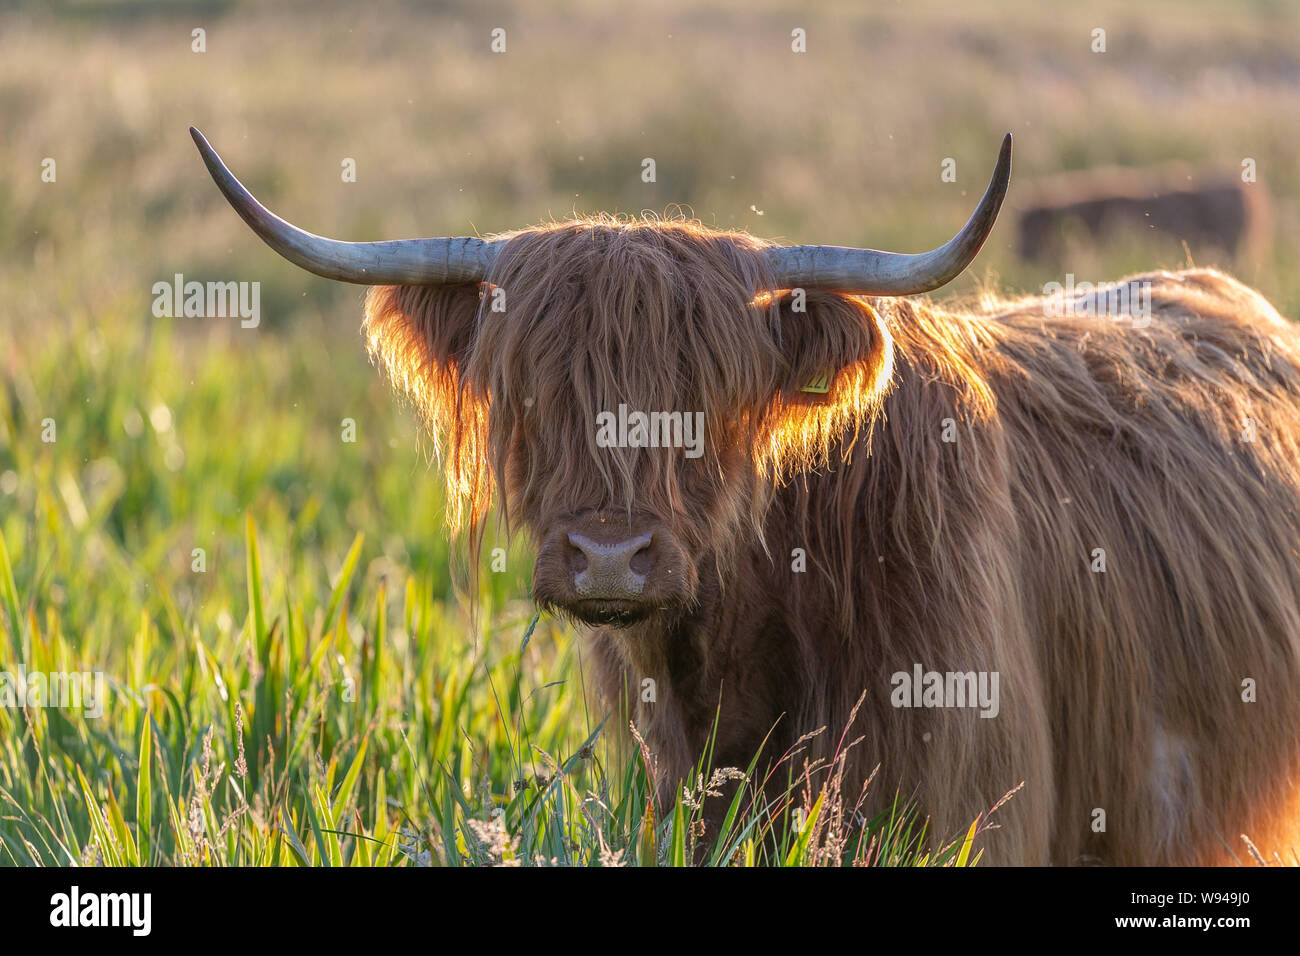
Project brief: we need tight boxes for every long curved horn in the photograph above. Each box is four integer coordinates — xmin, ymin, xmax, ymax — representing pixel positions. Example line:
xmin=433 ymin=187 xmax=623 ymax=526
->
xmin=765 ymin=133 xmax=1012 ymax=295
xmin=190 ymin=127 xmax=500 ymax=284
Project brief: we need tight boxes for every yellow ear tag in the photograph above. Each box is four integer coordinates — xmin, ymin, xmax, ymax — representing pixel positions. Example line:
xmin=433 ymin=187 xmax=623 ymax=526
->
xmin=799 ymin=371 xmax=832 ymax=394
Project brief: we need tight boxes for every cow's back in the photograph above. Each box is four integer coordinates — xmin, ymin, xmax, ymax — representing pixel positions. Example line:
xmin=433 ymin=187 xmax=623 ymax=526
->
xmin=969 ymin=268 xmax=1300 ymax=863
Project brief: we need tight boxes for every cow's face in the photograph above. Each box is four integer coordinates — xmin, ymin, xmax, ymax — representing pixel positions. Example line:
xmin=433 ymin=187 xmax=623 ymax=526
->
xmin=364 ymin=220 xmax=893 ymax=627
xmin=189 ymin=129 xmax=1007 ymax=626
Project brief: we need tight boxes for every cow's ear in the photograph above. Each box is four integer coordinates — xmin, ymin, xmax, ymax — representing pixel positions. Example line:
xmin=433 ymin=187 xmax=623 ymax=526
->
xmin=363 ymin=283 xmax=484 ymax=384
xmin=770 ymin=289 xmax=891 ymax=405
xmin=363 ymin=282 xmax=492 ymax=533
xmin=362 ymin=282 xmax=489 ymax=444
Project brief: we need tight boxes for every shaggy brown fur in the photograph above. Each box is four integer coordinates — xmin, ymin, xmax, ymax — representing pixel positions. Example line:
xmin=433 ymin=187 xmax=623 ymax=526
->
xmin=363 ymin=215 xmax=1300 ymax=865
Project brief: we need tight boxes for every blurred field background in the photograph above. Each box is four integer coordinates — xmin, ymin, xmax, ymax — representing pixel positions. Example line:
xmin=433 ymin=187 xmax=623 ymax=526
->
xmin=1 ymin=0 xmax=1297 ymax=865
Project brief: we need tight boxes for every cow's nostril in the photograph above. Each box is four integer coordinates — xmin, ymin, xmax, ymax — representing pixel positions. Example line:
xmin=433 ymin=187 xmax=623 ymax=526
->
xmin=629 ymin=538 xmax=655 ymax=575
xmin=566 ymin=539 xmax=589 ymax=574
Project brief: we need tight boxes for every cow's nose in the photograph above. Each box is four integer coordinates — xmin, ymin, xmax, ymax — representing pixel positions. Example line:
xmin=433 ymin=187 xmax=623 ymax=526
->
xmin=566 ymin=532 xmax=654 ymax=598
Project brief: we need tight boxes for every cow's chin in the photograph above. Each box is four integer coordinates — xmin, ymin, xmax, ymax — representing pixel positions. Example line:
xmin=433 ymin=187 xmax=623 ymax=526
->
xmin=566 ymin=598 xmax=655 ymax=628
xmin=535 ymin=594 xmax=679 ymax=630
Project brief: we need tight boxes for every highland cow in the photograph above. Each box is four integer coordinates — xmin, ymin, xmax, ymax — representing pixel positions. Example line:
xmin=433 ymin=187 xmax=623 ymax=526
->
xmin=1017 ymin=162 xmax=1272 ymax=267
xmin=192 ymin=127 xmax=1300 ymax=865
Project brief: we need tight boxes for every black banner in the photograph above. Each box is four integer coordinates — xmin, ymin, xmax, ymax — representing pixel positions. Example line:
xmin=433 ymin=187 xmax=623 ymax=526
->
xmin=0 ymin=865 xmax=1280 ymax=942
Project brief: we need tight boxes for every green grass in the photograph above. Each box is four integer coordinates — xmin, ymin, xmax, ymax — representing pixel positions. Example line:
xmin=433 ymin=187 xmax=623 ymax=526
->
xmin=0 ymin=310 xmax=1005 ymax=866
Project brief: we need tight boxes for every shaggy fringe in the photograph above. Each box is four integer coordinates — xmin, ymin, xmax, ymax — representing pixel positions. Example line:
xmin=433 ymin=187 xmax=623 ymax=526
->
xmin=363 ymin=214 xmax=892 ymax=568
